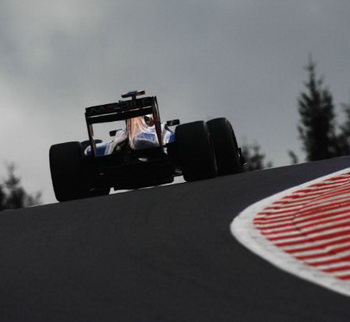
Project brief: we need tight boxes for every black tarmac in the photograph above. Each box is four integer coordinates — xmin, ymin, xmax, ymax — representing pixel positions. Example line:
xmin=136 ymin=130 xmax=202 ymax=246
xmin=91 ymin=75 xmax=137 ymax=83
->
xmin=1 ymin=157 xmax=350 ymax=321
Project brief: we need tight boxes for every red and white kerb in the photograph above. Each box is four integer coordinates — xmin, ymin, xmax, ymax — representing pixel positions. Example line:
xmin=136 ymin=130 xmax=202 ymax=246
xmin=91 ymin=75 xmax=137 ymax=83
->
xmin=231 ymin=168 xmax=350 ymax=296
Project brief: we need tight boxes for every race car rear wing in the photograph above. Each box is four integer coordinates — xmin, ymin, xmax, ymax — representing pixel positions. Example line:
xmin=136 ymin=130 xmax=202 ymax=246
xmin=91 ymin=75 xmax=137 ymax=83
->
xmin=85 ymin=93 xmax=162 ymax=157
xmin=85 ymin=96 xmax=156 ymax=124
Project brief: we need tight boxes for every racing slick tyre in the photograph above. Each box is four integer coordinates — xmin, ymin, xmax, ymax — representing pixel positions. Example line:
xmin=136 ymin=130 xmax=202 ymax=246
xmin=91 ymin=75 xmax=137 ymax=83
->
xmin=49 ymin=142 xmax=90 ymax=202
xmin=89 ymin=188 xmax=110 ymax=197
xmin=207 ymin=118 xmax=243 ymax=175
xmin=175 ymin=121 xmax=217 ymax=181
xmin=80 ymin=139 xmax=103 ymax=151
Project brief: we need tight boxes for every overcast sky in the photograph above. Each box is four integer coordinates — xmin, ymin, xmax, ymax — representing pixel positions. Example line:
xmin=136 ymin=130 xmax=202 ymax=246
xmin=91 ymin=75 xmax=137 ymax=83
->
xmin=1 ymin=0 xmax=350 ymax=204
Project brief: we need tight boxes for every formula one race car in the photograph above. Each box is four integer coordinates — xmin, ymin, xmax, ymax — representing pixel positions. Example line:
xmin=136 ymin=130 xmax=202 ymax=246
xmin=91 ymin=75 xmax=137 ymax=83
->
xmin=49 ymin=90 xmax=245 ymax=201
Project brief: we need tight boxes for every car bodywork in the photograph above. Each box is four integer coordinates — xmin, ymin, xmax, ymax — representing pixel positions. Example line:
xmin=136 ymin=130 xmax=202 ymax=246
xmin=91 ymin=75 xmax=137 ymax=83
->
xmin=83 ymin=90 xmax=180 ymax=190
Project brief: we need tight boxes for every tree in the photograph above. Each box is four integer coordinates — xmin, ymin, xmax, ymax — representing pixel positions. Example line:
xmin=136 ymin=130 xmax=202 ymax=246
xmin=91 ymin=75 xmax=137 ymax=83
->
xmin=288 ymin=150 xmax=299 ymax=165
xmin=241 ymin=143 xmax=272 ymax=171
xmin=297 ymin=56 xmax=338 ymax=161
xmin=0 ymin=164 xmax=41 ymax=211
xmin=334 ymin=101 xmax=350 ymax=156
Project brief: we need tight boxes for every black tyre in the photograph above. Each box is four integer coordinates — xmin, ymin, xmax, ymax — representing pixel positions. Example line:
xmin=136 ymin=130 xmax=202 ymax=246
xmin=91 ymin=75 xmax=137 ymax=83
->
xmin=49 ymin=142 xmax=90 ymax=202
xmin=89 ymin=188 xmax=110 ymax=197
xmin=175 ymin=121 xmax=217 ymax=181
xmin=80 ymin=139 xmax=103 ymax=151
xmin=207 ymin=118 xmax=243 ymax=175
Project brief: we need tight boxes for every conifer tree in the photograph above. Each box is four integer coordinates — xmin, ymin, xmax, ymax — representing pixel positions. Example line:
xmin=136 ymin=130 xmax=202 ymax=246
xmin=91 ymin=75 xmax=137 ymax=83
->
xmin=0 ymin=164 xmax=41 ymax=211
xmin=297 ymin=57 xmax=337 ymax=161
xmin=241 ymin=143 xmax=272 ymax=171
xmin=335 ymin=101 xmax=350 ymax=156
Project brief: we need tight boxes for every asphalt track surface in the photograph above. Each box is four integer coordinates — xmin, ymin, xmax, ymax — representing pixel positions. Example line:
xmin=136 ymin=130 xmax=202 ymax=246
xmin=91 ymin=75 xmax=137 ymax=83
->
xmin=1 ymin=157 xmax=350 ymax=321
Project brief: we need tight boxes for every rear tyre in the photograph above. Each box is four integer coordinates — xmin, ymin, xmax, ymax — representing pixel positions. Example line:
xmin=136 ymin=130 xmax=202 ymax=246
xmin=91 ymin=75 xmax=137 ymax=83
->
xmin=175 ymin=121 xmax=217 ymax=181
xmin=49 ymin=142 xmax=90 ymax=202
xmin=89 ymin=188 xmax=110 ymax=197
xmin=80 ymin=139 xmax=103 ymax=151
xmin=207 ymin=118 xmax=243 ymax=175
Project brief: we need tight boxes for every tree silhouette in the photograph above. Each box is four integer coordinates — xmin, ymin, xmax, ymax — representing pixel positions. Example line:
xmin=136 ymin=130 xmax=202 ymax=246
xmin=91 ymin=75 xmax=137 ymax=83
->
xmin=333 ymin=101 xmax=350 ymax=156
xmin=297 ymin=56 xmax=338 ymax=161
xmin=288 ymin=150 xmax=299 ymax=165
xmin=0 ymin=164 xmax=41 ymax=211
xmin=241 ymin=143 xmax=272 ymax=171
